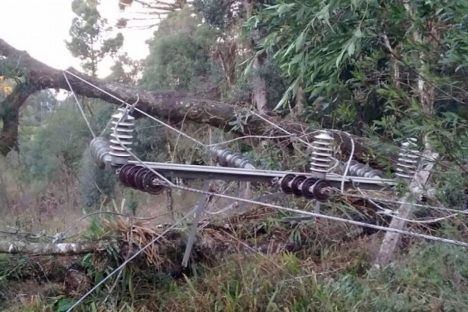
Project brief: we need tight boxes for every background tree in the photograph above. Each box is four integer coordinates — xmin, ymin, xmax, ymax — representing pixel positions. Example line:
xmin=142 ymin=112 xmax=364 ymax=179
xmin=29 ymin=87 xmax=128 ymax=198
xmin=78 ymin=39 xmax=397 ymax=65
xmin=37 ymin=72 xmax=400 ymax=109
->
xmin=194 ymin=0 xmax=282 ymax=112
xmin=107 ymin=53 xmax=142 ymax=84
xmin=140 ymin=7 xmax=218 ymax=95
xmin=67 ymin=0 xmax=124 ymax=77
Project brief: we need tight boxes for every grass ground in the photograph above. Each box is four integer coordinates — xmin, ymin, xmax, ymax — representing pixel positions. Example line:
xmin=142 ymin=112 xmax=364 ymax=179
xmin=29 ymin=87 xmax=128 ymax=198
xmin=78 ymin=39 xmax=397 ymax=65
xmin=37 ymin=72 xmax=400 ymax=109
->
xmin=0 ymin=224 xmax=466 ymax=312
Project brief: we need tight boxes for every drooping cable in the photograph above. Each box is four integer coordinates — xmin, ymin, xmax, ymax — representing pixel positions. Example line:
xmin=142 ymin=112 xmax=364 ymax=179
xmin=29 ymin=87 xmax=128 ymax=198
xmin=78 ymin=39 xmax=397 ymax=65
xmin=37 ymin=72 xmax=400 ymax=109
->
xmin=106 ymin=106 xmax=468 ymax=247
xmin=344 ymin=192 xmax=468 ymax=215
xmin=63 ymin=72 xmax=96 ymax=138
xmin=250 ymin=110 xmax=317 ymax=149
xmin=356 ymin=188 xmax=462 ymax=224
xmin=65 ymin=72 xmax=468 ymax=311
xmin=340 ymin=132 xmax=355 ymax=194
xmin=65 ymin=69 xmax=206 ymax=148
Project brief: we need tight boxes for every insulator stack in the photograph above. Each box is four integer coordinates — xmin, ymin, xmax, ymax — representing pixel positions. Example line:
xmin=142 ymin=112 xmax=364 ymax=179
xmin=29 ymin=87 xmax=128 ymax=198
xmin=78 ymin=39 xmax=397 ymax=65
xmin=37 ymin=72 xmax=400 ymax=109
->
xmin=209 ymin=146 xmax=255 ymax=169
xmin=278 ymin=174 xmax=332 ymax=201
xmin=310 ymin=131 xmax=334 ymax=178
xmin=118 ymin=164 xmax=165 ymax=195
xmin=395 ymin=138 xmax=420 ymax=180
xmin=109 ymin=108 xmax=135 ymax=166
xmin=90 ymin=137 xmax=111 ymax=169
xmin=347 ymin=160 xmax=383 ymax=178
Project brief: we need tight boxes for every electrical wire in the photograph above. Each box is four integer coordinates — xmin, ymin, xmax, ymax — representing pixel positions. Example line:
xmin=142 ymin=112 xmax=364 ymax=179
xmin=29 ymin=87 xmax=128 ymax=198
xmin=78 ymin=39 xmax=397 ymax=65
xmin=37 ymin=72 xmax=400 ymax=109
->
xmin=171 ymin=184 xmax=468 ymax=247
xmin=344 ymin=192 xmax=468 ymax=215
xmin=340 ymin=132 xmax=355 ymax=194
xmin=206 ymin=134 xmax=297 ymax=147
xmin=109 ymin=118 xmax=468 ymax=247
xmin=63 ymin=72 xmax=96 ymax=138
xmin=116 ymin=133 xmax=468 ymax=247
xmin=249 ymin=110 xmax=318 ymax=149
xmin=65 ymin=69 xmax=205 ymax=147
xmin=64 ymin=72 xmax=468 ymax=310
xmin=108 ymin=96 xmax=468 ymax=247
xmin=356 ymin=188 xmax=462 ymax=224
xmin=65 ymin=71 xmax=298 ymax=153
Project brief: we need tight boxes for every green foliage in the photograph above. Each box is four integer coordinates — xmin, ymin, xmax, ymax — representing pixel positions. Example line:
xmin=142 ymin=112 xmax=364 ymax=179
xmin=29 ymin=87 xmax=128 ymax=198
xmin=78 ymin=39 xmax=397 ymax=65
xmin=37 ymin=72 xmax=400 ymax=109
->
xmin=251 ymin=1 xmax=372 ymax=114
xmin=21 ymin=90 xmax=58 ymax=124
xmin=140 ymin=8 xmax=218 ymax=92
xmin=106 ymin=53 xmax=142 ymax=85
xmin=251 ymin=0 xmax=468 ymax=127
xmin=249 ymin=0 xmax=468 ymax=206
xmin=66 ymin=0 xmax=124 ymax=76
xmin=19 ymin=101 xmax=92 ymax=181
xmin=63 ymin=242 xmax=466 ymax=311
xmin=78 ymin=148 xmax=116 ymax=211
xmin=193 ymin=0 xmax=237 ymax=29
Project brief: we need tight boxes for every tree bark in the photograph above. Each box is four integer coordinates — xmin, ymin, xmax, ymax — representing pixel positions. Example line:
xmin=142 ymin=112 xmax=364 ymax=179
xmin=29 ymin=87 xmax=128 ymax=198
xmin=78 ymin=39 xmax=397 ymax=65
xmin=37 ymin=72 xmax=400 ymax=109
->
xmin=0 ymin=84 xmax=35 ymax=154
xmin=0 ymin=240 xmax=110 ymax=255
xmin=252 ymin=52 xmax=269 ymax=114
xmin=0 ymin=38 xmax=372 ymax=162
xmin=243 ymin=0 xmax=269 ymax=114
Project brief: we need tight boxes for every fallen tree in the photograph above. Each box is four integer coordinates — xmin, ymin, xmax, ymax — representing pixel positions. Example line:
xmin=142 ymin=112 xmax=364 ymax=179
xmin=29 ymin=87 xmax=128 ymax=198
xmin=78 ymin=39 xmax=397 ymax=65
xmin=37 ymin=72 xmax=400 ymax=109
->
xmin=0 ymin=38 xmax=380 ymax=162
xmin=0 ymin=240 xmax=111 ymax=256
xmin=0 ymin=209 xmax=364 ymax=263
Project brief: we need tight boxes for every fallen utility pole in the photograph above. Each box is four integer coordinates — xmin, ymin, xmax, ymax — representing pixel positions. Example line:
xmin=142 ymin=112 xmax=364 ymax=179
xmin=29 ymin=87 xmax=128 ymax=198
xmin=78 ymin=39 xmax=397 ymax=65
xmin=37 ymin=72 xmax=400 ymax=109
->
xmin=374 ymin=145 xmax=438 ymax=267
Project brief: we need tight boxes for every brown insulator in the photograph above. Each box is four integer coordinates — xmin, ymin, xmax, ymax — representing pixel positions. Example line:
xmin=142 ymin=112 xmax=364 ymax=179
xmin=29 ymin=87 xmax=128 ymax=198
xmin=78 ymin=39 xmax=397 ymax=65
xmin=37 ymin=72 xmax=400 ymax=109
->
xmin=291 ymin=175 xmax=307 ymax=196
xmin=134 ymin=167 xmax=149 ymax=190
xmin=312 ymin=180 xmax=333 ymax=201
xmin=118 ymin=164 xmax=135 ymax=187
xmin=280 ymin=174 xmax=296 ymax=194
xmin=301 ymin=178 xmax=318 ymax=199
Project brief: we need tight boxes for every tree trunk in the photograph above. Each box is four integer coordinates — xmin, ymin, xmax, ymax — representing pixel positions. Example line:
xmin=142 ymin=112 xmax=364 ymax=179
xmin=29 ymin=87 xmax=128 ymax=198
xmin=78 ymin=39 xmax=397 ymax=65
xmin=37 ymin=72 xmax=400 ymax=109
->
xmin=243 ymin=0 xmax=269 ymax=114
xmin=0 ymin=240 xmax=111 ymax=255
xmin=0 ymin=85 xmax=35 ymax=154
xmin=252 ymin=52 xmax=268 ymax=114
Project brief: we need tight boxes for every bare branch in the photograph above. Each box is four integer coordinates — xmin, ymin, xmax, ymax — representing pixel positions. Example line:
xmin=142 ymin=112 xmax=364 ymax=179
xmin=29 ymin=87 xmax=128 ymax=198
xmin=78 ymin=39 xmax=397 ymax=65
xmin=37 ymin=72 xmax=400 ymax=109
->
xmin=0 ymin=240 xmax=111 ymax=255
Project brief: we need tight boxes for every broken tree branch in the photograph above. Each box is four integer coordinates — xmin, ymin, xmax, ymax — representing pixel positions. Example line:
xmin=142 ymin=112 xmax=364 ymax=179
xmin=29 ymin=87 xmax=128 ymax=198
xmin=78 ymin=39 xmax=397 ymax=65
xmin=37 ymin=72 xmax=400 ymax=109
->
xmin=0 ymin=240 xmax=111 ymax=256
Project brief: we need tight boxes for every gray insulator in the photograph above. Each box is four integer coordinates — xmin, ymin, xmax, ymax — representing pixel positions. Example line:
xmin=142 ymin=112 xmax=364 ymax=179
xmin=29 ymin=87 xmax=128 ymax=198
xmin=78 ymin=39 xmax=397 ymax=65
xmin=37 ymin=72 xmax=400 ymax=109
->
xmin=395 ymin=138 xmax=420 ymax=180
xmin=346 ymin=160 xmax=383 ymax=178
xmin=209 ymin=146 xmax=255 ymax=169
xmin=90 ymin=137 xmax=111 ymax=169
xmin=310 ymin=131 xmax=334 ymax=177
xmin=109 ymin=108 xmax=135 ymax=166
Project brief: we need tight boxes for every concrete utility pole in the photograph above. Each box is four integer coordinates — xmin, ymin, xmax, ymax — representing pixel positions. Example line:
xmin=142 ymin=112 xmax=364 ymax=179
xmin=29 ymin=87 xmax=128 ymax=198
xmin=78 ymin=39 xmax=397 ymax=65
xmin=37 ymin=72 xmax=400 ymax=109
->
xmin=374 ymin=143 xmax=438 ymax=267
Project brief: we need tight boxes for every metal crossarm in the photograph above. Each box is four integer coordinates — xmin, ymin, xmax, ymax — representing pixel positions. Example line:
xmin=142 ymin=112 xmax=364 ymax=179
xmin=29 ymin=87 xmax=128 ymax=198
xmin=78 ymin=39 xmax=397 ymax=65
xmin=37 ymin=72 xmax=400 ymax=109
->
xmin=128 ymin=160 xmax=396 ymax=188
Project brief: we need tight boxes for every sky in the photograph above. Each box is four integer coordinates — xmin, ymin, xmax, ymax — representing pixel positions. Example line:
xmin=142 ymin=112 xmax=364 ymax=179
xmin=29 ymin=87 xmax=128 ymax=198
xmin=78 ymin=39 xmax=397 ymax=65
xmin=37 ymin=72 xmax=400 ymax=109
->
xmin=0 ymin=0 xmax=155 ymax=76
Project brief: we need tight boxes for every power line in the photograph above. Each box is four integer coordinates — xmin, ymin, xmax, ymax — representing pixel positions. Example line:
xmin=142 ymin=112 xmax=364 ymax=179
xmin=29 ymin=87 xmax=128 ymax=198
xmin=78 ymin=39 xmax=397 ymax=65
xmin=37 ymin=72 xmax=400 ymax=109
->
xmin=65 ymin=71 xmax=468 ymax=249
xmin=63 ymin=72 xmax=96 ymax=138
xmin=64 ymin=71 xmax=468 ymax=310
xmin=344 ymin=192 xmax=468 ymax=215
xmin=172 ymin=184 xmax=468 ymax=248
xmin=64 ymin=70 xmax=206 ymax=147
xmin=106 ymin=123 xmax=468 ymax=249
xmin=358 ymin=189 xmax=462 ymax=224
